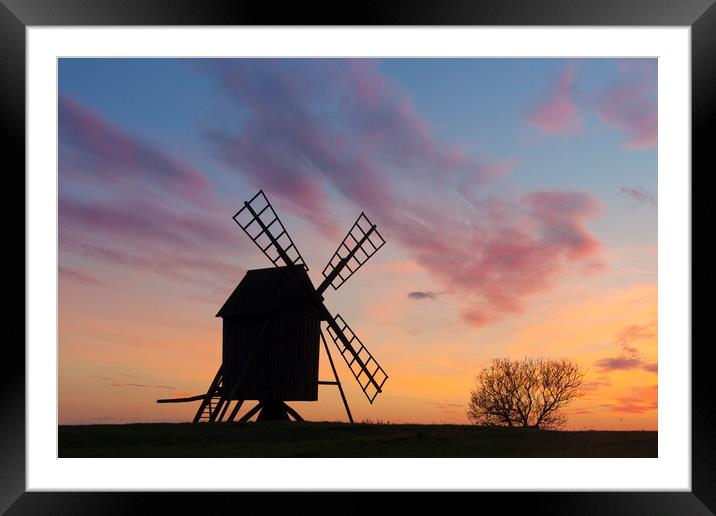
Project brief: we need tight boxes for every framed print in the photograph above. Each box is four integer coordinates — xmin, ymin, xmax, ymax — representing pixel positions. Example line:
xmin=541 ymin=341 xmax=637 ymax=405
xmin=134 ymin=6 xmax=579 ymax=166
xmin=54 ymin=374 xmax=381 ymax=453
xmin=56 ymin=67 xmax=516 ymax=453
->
xmin=3 ymin=0 xmax=709 ymax=513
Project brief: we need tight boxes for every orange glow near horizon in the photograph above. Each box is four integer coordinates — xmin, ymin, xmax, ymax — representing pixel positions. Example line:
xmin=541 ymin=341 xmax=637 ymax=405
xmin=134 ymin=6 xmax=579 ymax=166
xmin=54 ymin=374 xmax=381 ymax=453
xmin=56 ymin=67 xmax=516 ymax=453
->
xmin=59 ymin=254 xmax=657 ymax=430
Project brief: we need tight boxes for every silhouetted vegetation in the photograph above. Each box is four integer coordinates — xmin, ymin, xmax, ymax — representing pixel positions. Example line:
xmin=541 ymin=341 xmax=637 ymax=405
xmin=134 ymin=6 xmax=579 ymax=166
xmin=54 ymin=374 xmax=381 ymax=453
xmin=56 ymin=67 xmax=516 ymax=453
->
xmin=467 ymin=357 xmax=585 ymax=429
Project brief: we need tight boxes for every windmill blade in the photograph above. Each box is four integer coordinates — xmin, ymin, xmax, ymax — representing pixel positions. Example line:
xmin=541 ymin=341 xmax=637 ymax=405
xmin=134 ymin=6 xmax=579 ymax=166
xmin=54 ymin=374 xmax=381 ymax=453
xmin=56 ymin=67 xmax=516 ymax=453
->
xmin=233 ymin=190 xmax=308 ymax=270
xmin=317 ymin=212 xmax=386 ymax=294
xmin=325 ymin=314 xmax=388 ymax=403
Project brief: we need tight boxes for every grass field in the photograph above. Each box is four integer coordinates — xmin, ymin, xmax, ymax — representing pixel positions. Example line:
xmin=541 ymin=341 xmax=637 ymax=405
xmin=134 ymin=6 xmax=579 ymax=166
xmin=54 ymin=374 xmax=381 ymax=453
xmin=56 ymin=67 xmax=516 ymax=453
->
xmin=58 ymin=422 xmax=657 ymax=458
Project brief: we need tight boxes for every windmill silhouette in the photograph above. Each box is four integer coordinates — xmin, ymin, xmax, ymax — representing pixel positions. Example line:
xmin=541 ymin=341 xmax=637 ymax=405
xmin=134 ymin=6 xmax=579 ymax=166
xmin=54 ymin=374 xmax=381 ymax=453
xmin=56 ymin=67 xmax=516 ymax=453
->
xmin=158 ymin=190 xmax=388 ymax=423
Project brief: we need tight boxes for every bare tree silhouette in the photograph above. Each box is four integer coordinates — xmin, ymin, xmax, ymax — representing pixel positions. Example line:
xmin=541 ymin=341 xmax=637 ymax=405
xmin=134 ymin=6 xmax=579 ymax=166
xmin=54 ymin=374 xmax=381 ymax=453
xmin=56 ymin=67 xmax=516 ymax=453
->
xmin=467 ymin=357 xmax=585 ymax=429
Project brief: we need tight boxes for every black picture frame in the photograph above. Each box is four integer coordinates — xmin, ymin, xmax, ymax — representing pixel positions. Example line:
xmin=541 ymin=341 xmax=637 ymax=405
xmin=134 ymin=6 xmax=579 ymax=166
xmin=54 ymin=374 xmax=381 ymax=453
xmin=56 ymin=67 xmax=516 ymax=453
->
xmin=3 ymin=0 xmax=707 ymax=513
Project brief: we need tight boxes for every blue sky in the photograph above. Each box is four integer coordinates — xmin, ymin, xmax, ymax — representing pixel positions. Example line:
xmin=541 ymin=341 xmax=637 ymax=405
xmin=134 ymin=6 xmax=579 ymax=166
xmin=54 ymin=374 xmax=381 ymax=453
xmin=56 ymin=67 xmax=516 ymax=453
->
xmin=59 ymin=58 xmax=657 ymax=240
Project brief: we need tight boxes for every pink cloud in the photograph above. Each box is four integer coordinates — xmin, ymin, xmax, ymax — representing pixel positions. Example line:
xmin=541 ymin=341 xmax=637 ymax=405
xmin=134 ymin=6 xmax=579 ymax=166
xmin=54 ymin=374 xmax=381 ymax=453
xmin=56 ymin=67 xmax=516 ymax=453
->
xmin=594 ymin=321 xmax=657 ymax=373
xmin=605 ymin=399 xmax=658 ymax=414
xmin=581 ymin=377 xmax=611 ymax=392
xmin=616 ymin=321 xmax=657 ymax=348
xmin=525 ymin=60 xmax=657 ymax=151
xmin=594 ymin=61 xmax=657 ymax=150
xmin=59 ymin=97 xmax=244 ymax=294
xmin=60 ymin=96 xmax=220 ymax=210
xmin=60 ymin=232 xmax=242 ymax=292
xmin=60 ymin=196 xmax=233 ymax=248
xmin=526 ymin=63 xmax=583 ymax=136
xmin=642 ymin=362 xmax=658 ymax=373
xmin=204 ymin=60 xmax=604 ymax=326
xmin=604 ymin=387 xmax=658 ymax=414
xmin=594 ymin=356 xmax=645 ymax=371
xmin=59 ymin=266 xmax=106 ymax=287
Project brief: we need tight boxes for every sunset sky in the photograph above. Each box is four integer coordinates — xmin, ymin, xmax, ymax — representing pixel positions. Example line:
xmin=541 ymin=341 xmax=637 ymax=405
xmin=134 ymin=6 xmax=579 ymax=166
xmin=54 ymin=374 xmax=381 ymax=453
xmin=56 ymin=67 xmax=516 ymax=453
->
xmin=58 ymin=58 xmax=657 ymax=429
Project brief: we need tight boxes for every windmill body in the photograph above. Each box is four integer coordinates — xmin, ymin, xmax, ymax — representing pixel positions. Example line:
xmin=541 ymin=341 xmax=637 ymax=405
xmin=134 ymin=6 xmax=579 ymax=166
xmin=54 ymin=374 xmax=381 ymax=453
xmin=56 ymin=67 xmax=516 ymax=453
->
xmin=157 ymin=190 xmax=388 ymax=423
xmin=218 ymin=267 xmax=323 ymax=403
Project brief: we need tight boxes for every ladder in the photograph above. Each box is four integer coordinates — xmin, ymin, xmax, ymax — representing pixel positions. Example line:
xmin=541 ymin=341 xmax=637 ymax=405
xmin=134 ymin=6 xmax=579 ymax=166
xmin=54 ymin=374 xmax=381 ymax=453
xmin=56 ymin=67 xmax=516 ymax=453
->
xmin=192 ymin=366 xmax=225 ymax=423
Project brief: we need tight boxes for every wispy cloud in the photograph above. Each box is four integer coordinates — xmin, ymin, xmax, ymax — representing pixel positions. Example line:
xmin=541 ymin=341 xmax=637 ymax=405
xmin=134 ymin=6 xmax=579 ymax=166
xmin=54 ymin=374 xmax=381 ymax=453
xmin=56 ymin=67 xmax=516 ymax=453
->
xmin=601 ymin=397 xmax=658 ymax=414
xmin=621 ymin=186 xmax=656 ymax=206
xmin=641 ymin=362 xmax=658 ymax=373
xmin=114 ymin=383 xmax=177 ymax=390
xmin=89 ymin=374 xmax=177 ymax=391
xmin=89 ymin=375 xmax=114 ymax=382
xmin=594 ymin=321 xmax=657 ymax=373
xmin=594 ymin=61 xmax=657 ymax=150
xmin=59 ymin=96 xmax=244 ymax=292
xmin=616 ymin=322 xmax=657 ymax=348
xmin=425 ymin=399 xmax=464 ymax=415
xmin=581 ymin=376 xmax=611 ymax=392
xmin=582 ymin=387 xmax=658 ymax=416
xmin=202 ymin=59 xmax=604 ymax=327
xmin=59 ymin=266 xmax=106 ymax=287
xmin=526 ymin=62 xmax=583 ymax=136
xmin=594 ymin=356 xmax=646 ymax=371
xmin=60 ymin=96 xmax=217 ymax=209
xmin=407 ymin=291 xmax=438 ymax=301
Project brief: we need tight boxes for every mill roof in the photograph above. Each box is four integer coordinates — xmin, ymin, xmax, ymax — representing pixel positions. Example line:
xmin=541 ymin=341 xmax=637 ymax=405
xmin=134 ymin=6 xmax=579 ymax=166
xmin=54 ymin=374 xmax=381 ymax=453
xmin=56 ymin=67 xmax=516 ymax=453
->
xmin=216 ymin=266 xmax=320 ymax=318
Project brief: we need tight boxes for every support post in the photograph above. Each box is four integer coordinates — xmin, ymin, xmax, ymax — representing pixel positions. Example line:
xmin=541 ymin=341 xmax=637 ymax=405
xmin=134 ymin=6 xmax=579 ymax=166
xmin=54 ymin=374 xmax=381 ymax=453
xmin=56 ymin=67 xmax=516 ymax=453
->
xmin=209 ymin=397 xmax=227 ymax=422
xmin=226 ymin=400 xmax=245 ymax=422
xmin=283 ymin=403 xmax=304 ymax=422
xmin=320 ymin=328 xmax=354 ymax=424
xmin=238 ymin=402 xmax=264 ymax=423
xmin=216 ymin=398 xmax=232 ymax=422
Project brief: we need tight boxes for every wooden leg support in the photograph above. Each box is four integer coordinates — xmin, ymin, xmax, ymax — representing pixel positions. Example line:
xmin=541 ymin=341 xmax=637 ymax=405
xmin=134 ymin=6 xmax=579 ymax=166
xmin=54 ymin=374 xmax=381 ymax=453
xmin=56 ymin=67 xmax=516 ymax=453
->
xmin=238 ymin=402 xmax=263 ymax=423
xmin=226 ymin=400 xmax=245 ymax=422
xmin=283 ymin=403 xmax=304 ymax=422
xmin=320 ymin=329 xmax=354 ymax=424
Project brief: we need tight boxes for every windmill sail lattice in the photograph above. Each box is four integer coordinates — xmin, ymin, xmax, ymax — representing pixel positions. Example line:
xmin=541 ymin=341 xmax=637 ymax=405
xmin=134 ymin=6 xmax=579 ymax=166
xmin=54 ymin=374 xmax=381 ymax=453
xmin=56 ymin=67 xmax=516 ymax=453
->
xmin=319 ymin=212 xmax=386 ymax=294
xmin=233 ymin=190 xmax=308 ymax=271
xmin=326 ymin=314 xmax=388 ymax=403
